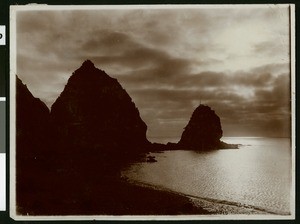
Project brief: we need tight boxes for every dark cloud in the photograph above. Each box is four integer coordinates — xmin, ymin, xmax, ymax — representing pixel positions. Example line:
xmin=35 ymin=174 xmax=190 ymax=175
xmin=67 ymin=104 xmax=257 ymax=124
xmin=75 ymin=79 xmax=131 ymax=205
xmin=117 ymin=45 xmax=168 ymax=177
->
xmin=80 ymin=30 xmax=136 ymax=55
xmin=221 ymin=73 xmax=290 ymax=137
xmin=254 ymin=73 xmax=290 ymax=104
xmin=251 ymin=63 xmax=289 ymax=75
xmin=233 ymin=72 xmax=274 ymax=87
xmin=126 ymin=68 xmax=290 ymax=139
xmin=89 ymin=45 xmax=192 ymax=74
xmin=117 ymin=64 xmax=284 ymax=94
xmin=130 ymin=88 xmax=244 ymax=105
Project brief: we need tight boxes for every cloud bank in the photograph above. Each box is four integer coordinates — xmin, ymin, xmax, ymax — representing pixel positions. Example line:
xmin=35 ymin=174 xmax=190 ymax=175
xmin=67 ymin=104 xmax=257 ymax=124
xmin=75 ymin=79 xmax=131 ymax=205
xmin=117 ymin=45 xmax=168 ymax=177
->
xmin=15 ymin=5 xmax=291 ymax=141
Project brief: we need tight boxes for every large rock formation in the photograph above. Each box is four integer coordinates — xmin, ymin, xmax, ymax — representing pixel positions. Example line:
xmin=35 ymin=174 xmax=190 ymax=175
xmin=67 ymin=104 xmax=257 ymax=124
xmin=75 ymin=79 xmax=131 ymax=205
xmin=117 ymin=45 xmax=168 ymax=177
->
xmin=15 ymin=61 xmax=151 ymax=215
xmin=178 ymin=104 xmax=223 ymax=150
xmin=16 ymin=76 xmax=53 ymax=156
xmin=50 ymin=60 xmax=149 ymax=153
xmin=16 ymin=76 xmax=58 ymax=214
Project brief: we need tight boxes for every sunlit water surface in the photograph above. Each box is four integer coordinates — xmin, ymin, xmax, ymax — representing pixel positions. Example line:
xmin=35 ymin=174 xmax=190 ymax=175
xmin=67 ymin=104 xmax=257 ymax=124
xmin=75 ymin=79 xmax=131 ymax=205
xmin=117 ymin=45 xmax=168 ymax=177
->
xmin=122 ymin=137 xmax=292 ymax=215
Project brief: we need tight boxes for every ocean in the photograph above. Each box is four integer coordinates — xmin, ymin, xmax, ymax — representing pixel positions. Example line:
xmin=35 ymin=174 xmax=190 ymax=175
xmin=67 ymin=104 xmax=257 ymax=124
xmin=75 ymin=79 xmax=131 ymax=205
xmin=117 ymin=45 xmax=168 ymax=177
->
xmin=122 ymin=137 xmax=292 ymax=215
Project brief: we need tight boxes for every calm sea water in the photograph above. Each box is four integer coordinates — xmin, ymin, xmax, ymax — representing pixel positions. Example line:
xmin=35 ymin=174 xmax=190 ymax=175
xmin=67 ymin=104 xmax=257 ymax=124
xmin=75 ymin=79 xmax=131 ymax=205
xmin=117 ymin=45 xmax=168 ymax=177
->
xmin=122 ymin=137 xmax=292 ymax=215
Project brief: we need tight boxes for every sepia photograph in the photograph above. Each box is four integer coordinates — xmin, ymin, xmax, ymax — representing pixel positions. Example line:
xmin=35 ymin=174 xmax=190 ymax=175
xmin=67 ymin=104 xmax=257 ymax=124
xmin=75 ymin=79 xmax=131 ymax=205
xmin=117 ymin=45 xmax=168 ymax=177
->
xmin=10 ymin=4 xmax=295 ymax=220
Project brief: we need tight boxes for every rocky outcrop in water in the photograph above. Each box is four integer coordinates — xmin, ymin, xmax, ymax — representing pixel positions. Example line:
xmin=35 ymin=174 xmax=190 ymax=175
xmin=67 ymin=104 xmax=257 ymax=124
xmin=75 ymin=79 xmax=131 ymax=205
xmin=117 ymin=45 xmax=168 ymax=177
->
xmin=178 ymin=104 xmax=224 ymax=150
xmin=50 ymin=60 xmax=149 ymax=153
xmin=148 ymin=104 xmax=237 ymax=151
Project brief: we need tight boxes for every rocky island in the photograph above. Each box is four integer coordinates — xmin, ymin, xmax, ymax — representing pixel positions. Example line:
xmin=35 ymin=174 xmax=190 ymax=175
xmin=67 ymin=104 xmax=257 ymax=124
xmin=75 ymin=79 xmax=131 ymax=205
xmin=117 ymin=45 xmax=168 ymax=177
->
xmin=177 ymin=104 xmax=238 ymax=150
xmin=150 ymin=104 xmax=238 ymax=151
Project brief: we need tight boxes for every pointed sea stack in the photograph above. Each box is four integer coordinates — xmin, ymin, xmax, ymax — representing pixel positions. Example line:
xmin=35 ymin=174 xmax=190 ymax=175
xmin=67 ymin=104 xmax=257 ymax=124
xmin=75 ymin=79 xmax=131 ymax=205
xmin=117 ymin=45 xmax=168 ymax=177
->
xmin=178 ymin=104 xmax=223 ymax=150
xmin=50 ymin=60 xmax=149 ymax=153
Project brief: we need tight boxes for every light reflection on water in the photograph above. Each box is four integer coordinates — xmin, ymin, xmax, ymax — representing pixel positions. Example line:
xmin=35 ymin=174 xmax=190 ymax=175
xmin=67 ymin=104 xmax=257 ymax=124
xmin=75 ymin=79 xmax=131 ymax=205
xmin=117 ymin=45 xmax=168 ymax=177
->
xmin=122 ymin=137 xmax=291 ymax=215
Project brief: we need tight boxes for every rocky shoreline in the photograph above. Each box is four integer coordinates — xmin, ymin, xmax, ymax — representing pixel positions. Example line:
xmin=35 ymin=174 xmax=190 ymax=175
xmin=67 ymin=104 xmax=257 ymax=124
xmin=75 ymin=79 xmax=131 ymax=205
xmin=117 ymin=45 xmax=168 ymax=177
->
xmin=122 ymin=177 xmax=275 ymax=216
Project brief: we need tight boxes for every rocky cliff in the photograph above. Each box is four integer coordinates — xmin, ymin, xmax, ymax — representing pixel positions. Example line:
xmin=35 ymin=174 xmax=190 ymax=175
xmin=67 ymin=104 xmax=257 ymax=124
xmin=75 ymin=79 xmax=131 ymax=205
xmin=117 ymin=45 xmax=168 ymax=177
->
xmin=15 ymin=62 xmax=151 ymax=215
xmin=178 ymin=104 xmax=223 ymax=150
xmin=16 ymin=76 xmax=58 ymax=214
xmin=50 ymin=60 xmax=149 ymax=153
xmin=16 ymin=76 xmax=53 ymax=156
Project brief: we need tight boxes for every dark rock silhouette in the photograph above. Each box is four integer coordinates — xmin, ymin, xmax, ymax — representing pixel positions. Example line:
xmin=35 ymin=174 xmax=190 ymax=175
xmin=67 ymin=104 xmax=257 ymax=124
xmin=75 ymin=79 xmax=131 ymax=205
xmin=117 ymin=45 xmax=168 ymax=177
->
xmin=51 ymin=60 xmax=149 ymax=153
xmin=178 ymin=104 xmax=224 ymax=150
xmin=16 ymin=76 xmax=58 ymax=214
xmin=146 ymin=155 xmax=157 ymax=163
xmin=16 ymin=76 xmax=52 ymax=153
xmin=148 ymin=104 xmax=238 ymax=151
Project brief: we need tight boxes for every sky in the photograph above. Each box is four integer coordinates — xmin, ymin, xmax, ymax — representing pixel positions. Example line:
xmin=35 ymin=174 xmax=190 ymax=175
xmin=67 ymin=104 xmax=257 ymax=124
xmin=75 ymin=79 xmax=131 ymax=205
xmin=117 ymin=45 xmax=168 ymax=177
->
xmin=14 ymin=5 xmax=292 ymax=142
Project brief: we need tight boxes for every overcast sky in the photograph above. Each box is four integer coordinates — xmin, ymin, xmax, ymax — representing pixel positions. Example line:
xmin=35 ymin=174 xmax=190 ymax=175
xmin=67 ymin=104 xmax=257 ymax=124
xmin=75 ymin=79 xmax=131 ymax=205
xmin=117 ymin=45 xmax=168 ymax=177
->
xmin=15 ymin=5 xmax=291 ymax=142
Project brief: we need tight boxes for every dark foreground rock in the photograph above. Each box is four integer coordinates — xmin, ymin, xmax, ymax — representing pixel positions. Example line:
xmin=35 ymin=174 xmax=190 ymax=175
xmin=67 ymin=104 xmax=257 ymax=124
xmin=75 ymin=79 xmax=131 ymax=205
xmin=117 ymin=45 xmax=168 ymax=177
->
xmin=16 ymin=76 xmax=59 ymax=213
xmin=16 ymin=76 xmax=53 ymax=155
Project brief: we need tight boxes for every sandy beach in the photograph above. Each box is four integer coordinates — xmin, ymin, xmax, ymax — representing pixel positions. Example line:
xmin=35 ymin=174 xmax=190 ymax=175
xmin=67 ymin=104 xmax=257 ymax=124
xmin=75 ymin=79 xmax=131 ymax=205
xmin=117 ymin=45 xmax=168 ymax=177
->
xmin=122 ymin=178 xmax=274 ymax=216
